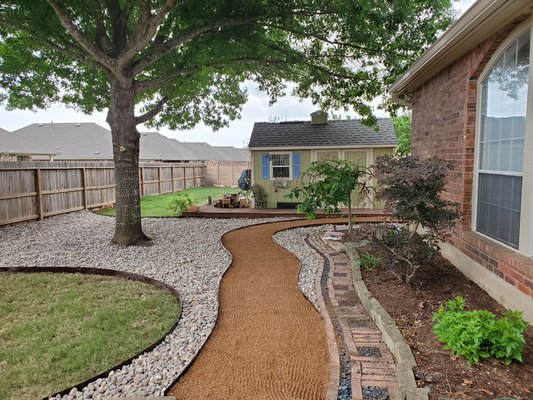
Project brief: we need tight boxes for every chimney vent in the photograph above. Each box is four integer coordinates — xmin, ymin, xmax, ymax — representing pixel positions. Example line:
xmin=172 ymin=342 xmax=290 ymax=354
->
xmin=310 ymin=110 xmax=328 ymax=125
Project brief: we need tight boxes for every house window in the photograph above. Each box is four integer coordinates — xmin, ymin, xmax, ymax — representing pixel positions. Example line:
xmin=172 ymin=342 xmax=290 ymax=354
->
xmin=271 ymin=153 xmax=291 ymax=178
xmin=476 ymin=30 xmax=530 ymax=249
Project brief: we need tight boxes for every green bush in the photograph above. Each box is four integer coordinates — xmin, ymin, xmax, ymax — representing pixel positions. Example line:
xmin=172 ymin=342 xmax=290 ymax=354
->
xmin=168 ymin=193 xmax=193 ymax=215
xmin=358 ymin=252 xmax=381 ymax=271
xmin=432 ymin=297 xmax=528 ymax=365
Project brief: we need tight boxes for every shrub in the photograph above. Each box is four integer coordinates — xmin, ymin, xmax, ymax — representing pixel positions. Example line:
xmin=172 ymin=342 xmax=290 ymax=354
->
xmin=358 ymin=252 xmax=381 ymax=271
xmin=432 ymin=297 xmax=528 ymax=366
xmin=168 ymin=193 xmax=193 ymax=215
xmin=374 ymin=155 xmax=461 ymax=283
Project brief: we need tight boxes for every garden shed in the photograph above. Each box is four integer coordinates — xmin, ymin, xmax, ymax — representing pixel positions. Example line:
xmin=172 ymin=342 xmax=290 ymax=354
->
xmin=248 ymin=111 xmax=397 ymax=209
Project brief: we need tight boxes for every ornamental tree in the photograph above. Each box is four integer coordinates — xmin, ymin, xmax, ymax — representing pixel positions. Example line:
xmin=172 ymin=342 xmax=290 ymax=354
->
xmin=374 ymin=155 xmax=461 ymax=283
xmin=287 ymin=159 xmax=372 ymax=231
xmin=0 ymin=1 xmax=455 ymax=245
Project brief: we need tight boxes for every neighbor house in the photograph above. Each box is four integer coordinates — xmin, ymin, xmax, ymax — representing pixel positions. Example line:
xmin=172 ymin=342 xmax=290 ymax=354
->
xmin=0 ymin=127 xmax=58 ymax=161
xmin=390 ymin=0 xmax=533 ymax=321
xmin=248 ymin=111 xmax=397 ymax=208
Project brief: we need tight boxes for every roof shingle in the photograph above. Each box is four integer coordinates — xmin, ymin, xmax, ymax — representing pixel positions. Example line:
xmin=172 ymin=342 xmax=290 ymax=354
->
xmin=248 ymin=118 xmax=397 ymax=148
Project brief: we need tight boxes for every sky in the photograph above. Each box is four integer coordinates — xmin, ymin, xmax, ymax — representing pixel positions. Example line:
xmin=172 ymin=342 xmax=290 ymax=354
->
xmin=0 ymin=0 xmax=476 ymax=148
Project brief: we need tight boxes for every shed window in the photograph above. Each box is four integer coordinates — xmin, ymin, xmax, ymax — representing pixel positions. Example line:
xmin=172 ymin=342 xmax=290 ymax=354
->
xmin=477 ymin=30 xmax=530 ymax=249
xmin=271 ymin=153 xmax=290 ymax=178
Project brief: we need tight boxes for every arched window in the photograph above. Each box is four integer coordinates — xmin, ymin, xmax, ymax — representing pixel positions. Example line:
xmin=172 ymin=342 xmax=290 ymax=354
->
xmin=476 ymin=30 xmax=530 ymax=249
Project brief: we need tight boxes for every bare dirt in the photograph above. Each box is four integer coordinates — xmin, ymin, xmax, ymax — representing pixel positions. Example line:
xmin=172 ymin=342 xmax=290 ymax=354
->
xmin=353 ymin=238 xmax=533 ymax=400
xmin=169 ymin=219 xmax=347 ymax=400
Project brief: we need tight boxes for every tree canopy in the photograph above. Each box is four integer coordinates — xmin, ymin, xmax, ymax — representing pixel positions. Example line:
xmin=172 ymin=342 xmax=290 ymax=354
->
xmin=0 ymin=0 xmax=456 ymax=245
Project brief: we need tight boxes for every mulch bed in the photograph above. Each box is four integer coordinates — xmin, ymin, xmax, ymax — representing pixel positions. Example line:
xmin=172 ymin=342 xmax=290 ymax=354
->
xmin=345 ymin=233 xmax=533 ymax=400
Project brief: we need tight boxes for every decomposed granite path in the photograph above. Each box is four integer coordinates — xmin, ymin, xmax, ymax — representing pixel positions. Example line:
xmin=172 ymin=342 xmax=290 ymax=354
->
xmin=169 ymin=218 xmax=350 ymax=400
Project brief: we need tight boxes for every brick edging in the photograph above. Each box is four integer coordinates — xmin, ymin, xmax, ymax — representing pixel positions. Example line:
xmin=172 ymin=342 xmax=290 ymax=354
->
xmin=326 ymin=241 xmax=429 ymax=400
xmin=310 ymin=238 xmax=341 ymax=400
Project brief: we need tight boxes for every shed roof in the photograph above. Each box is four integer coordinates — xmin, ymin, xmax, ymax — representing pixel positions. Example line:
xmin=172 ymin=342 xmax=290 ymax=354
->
xmin=248 ymin=118 xmax=396 ymax=149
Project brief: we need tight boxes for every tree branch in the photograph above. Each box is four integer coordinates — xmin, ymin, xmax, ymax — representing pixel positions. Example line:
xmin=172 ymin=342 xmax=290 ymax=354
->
xmin=135 ymin=96 xmax=168 ymax=125
xmin=93 ymin=4 xmax=114 ymax=55
xmin=46 ymin=0 xmax=117 ymax=72
xmin=131 ymin=15 xmax=268 ymax=75
xmin=117 ymin=0 xmax=180 ymax=68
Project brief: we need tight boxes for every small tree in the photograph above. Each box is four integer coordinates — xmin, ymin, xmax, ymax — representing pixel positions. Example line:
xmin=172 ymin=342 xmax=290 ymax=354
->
xmin=374 ymin=155 xmax=460 ymax=284
xmin=287 ymin=159 xmax=371 ymax=231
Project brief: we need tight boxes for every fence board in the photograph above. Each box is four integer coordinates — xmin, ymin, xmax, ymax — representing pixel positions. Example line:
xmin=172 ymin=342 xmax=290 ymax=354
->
xmin=0 ymin=161 xmax=205 ymax=225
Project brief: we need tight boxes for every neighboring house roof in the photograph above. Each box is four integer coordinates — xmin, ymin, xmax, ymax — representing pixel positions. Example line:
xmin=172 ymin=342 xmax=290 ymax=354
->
xmin=140 ymin=132 xmax=201 ymax=161
xmin=0 ymin=127 xmax=58 ymax=156
xmin=212 ymin=146 xmax=251 ymax=162
xmin=180 ymin=142 xmax=223 ymax=160
xmin=390 ymin=0 xmax=532 ymax=101
xmin=248 ymin=118 xmax=397 ymax=149
xmin=13 ymin=122 xmax=114 ymax=159
xmin=10 ymin=122 xmax=249 ymax=162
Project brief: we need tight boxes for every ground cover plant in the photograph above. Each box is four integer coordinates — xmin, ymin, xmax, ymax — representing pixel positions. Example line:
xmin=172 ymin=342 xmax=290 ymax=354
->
xmin=0 ymin=272 xmax=180 ymax=400
xmin=343 ymin=225 xmax=533 ymax=399
xmin=433 ymin=296 xmax=528 ymax=366
xmin=98 ymin=187 xmax=239 ymax=217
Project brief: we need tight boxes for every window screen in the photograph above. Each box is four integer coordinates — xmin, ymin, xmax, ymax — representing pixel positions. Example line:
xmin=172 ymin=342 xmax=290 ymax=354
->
xmin=477 ymin=30 xmax=529 ymax=248
xmin=271 ymin=153 xmax=290 ymax=178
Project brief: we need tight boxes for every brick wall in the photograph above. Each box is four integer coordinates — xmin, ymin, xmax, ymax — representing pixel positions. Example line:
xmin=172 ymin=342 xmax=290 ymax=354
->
xmin=410 ymin=20 xmax=533 ymax=299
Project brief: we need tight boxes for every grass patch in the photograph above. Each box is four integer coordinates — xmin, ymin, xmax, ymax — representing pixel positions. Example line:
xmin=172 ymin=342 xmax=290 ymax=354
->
xmin=0 ymin=272 xmax=180 ymax=400
xmin=98 ymin=187 xmax=241 ymax=217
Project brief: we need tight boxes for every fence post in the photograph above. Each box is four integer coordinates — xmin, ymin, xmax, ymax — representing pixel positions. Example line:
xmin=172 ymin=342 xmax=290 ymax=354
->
xmin=170 ymin=167 xmax=175 ymax=193
xmin=183 ymin=166 xmax=186 ymax=190
xmin=81 ymin=168 xmax=87 ymax=209
xmin=158 ymin=166 xmax=162 ymax=194
xmin=140 ymin=167 xmax=145 ymax=196
xmin=34 ymin=168 xmax=43 ymax=221
xmin=192 ymin=165 xmax=196 ymax=188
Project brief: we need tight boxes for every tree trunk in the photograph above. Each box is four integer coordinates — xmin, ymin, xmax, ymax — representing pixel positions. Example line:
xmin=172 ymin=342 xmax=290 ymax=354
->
xmin=107 ymin=79 xmax=150 ymax=246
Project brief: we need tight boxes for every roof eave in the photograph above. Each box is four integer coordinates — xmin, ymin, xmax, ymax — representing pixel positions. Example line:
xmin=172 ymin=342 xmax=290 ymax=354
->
xmin=390 ymin=0 xmax=533 ymax=99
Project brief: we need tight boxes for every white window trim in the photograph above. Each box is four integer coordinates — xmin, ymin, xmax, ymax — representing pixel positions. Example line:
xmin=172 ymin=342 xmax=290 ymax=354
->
xmin=269 ymin=151 xmax=292 ymax=180
xmin=472 ymin=18 xmax=533 ymax=256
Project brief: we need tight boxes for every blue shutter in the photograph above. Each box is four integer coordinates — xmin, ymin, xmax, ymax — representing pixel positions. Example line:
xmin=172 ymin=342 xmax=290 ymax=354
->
xmin=292 ymin=152 xmax=301 ymax=179
xmin=262 ymin=153 xmax=270 ymax=179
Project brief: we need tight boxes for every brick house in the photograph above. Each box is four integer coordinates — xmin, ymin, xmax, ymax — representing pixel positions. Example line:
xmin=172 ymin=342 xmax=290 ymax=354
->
xmin=390 ymin=0 xmax=533 ymax=322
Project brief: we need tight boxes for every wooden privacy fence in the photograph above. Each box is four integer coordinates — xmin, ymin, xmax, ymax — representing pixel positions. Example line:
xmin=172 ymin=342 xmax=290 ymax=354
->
xmin=205 ymin=160 xmax=251 ymax=187
xmin=0 ymin=161 xmax=206 ymax=226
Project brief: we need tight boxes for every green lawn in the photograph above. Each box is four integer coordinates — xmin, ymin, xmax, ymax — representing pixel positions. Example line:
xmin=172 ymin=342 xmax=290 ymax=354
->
xmin=0 ymin=272 xmax=180 ymax=400
xmin=99 ymin=187 xmax=240 ymax=217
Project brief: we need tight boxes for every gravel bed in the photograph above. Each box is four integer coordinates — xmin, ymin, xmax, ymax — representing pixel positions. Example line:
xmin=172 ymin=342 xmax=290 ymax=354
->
xmin=0 ymin=211 xmax=295 ymax=399
xmin=273 ymin=227 xmax=321 ymax=310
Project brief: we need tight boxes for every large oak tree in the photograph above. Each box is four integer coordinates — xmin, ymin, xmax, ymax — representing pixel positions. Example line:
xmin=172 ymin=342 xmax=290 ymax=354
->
xmin=0 ymin=0 xmax=454 ymax=245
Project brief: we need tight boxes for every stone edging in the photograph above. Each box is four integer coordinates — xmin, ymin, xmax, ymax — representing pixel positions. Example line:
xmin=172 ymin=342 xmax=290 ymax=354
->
xmin=0 ymin=267 xmax=181 ymax=400
xmin=324 ymin=241 xmax=429 ymax=400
